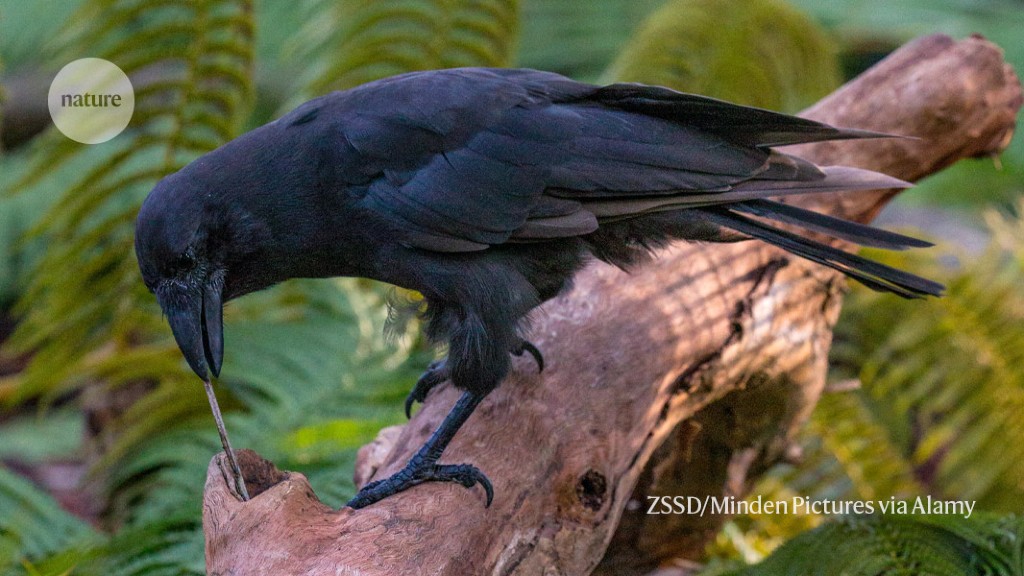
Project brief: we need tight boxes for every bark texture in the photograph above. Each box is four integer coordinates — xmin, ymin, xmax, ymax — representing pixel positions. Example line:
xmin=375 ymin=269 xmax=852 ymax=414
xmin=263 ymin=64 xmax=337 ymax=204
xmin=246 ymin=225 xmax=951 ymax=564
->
xmin=203 ymin=35 xmax=1021 ymax=576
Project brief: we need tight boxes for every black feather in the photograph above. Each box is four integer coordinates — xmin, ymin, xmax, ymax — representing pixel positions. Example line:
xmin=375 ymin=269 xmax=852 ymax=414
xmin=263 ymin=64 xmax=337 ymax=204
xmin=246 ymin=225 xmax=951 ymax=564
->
xmin=701 ymin=209 xmax=944 ymax=298
xmin=731 ymin=199 xmax=933 ymax=250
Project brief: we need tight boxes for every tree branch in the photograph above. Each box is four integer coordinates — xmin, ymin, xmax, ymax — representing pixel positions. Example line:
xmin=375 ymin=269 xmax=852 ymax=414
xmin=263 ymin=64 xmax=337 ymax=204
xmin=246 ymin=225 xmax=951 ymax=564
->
xmin=202 ymin=35 xmax=1021 ymax=576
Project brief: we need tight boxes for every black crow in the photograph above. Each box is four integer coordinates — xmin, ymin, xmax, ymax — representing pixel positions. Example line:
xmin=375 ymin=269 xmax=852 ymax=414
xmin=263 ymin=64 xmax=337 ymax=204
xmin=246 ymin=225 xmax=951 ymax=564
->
xmin=134 ymin=67 xmax=942 ymax=508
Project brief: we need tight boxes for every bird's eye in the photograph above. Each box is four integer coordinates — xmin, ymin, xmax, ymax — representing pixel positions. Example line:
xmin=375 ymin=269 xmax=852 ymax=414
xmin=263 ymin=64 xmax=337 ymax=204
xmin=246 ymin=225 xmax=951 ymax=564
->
xmin=172 ymin=249 xmax=195 ymax=272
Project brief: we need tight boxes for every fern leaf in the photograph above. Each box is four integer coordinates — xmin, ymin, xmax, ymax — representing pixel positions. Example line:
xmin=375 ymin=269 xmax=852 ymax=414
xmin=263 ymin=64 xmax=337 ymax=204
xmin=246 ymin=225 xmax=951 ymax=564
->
xmin=0 ymin=466 xmax=99 ymax=573
xmin=602 ymin=0 xmax=839 ymax=112
xmin=293 ymin=0 xmax=519 ymax=96
xmin=715 ymin=204 xmax=1024 ymax=561
xmin=831 ymin=207 xmax=1024 ymax=511
xmin=3 ymin=0 xmax=255 ymax=408
xmin=706 ymin=514 xmax=1024 ymax=576
xmin=807 ymin=389 xmax=926 ymax=502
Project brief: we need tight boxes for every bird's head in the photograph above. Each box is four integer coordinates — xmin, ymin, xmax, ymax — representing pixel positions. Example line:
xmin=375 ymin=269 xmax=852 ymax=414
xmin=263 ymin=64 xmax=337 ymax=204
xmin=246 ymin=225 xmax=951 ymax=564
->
xmin=135 ymin=172 xmax=227 ymax=381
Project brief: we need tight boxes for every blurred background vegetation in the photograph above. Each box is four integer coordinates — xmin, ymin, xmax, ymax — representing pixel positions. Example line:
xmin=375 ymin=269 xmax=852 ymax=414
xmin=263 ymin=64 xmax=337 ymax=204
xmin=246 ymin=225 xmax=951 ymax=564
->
xmin=0 ymin=0 xmax=1020 ymax=574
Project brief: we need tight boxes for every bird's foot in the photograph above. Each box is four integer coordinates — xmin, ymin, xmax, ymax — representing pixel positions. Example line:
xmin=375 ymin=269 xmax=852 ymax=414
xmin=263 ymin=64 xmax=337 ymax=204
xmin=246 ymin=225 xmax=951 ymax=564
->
xmin=347 ymin=461 xmax=493 ymax=509
xmin=405 ymin=359 xmax=449 ymax=418
xmin=405 ymin=342 xmax=543 ymax=418
xmin=512 ymin=338 xmax=544 ymax=372
xmin=363 ymin=390 xmax=490 ymax=508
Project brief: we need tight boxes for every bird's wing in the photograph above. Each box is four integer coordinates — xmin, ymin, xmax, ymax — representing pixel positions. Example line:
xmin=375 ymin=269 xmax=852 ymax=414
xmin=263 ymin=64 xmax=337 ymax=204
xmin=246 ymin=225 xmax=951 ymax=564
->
xmin=302 ymin=68 xmax=897 ymax=251
xmin=509 ymin=84 xmax=904 ymax=240
xmin=301 ymin=68 xmax=595 ymax=252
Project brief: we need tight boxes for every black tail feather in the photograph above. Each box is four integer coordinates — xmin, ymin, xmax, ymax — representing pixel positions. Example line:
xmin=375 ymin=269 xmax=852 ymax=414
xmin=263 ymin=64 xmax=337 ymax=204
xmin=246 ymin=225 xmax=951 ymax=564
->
xmin=731 ymin=199 xmax=933 ymax=250
xmin=701 ymin=208 xmax=944 ymax=299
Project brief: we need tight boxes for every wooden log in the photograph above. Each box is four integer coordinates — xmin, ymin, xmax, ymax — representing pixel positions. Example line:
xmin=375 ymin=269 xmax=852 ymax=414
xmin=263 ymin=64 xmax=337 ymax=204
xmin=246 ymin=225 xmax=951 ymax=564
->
xmin=203 ymin=35 xmax=1021 ymax=576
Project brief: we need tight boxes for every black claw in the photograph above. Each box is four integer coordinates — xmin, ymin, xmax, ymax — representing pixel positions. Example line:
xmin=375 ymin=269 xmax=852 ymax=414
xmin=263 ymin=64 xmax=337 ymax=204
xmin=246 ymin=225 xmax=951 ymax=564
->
xmin=405 ymin=359 xmax=448 ymax=418
xmin=477 ymin=469 xmax=495 ymax=507
xmin=512 ymin=339 xmax=544 ymax=372
xmin=432 ymin=464 xmax=494 ymax=507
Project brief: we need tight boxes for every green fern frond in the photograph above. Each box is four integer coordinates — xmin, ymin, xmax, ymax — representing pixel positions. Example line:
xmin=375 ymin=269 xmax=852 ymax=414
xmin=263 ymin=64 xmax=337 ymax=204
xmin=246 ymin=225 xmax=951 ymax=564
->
xmin=87 ymin=517 xmax=204 ymax=576
xmin=709 ymin=387 xmax=927 ymax=559
xmin=3 ymin=0 xmax=255 ymax=407
xmin=0 ymin=169 xmax=54 ymax=310
xmin=713 ymin=204 xmax=1024 ymax=560
xmin=602 ymin=0 xmax=839 ymax=112
xmin=515 ymin=0 xmax=664 ymax=80
xmin=705 ymin=513 xmax=1024 ymax=576
xmin=15 ymin=515 xmax=204 ymax=576
xmin=830 ymin=207 xmax=1024 ymax=511
xmin=708 ymin=392 xmax=927 ymax=563
xmin=807 ymin=389 xmax=926 ymax=502
xmin=0 ymin=466 xmax=99 ymax=574
xmin=293 ymin=0 xmax=519 ymax=96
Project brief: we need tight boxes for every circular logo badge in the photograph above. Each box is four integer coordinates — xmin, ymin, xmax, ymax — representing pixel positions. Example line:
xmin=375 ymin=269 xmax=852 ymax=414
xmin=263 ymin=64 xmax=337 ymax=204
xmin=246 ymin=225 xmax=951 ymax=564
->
xmin=48 ymin=58 xmax=134 ymax=144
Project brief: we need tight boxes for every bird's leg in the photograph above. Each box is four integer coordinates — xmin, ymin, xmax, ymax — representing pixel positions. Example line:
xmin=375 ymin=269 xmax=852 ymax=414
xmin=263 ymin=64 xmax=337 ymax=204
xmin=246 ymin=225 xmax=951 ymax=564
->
xmin=348 ymin=390 xmax=493 ymax=509
xmin=511 ymin=338 xmax=545 ymax=372
xmin=404 ymin=358 xmax=448 ymax=418
xmin=404 ymin=340 xmax=543 ymax=418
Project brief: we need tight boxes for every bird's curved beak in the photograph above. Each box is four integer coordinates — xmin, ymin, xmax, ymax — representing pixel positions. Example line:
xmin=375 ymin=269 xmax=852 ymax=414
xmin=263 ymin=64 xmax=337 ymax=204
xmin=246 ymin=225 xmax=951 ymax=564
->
xmin=203 ymin=281 xmax=224 ymax=378
xmin=160 ymin=280 xmax=224 ymax=380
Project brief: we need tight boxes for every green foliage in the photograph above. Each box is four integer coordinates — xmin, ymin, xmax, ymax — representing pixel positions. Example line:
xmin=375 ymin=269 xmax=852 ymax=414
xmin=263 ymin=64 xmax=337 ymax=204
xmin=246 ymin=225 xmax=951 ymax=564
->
xmin=0 ymin=51 xmax=4 ymax=154
xmin=0 ymin=1 xmax=82 ymax=71
xmin=0 ymin=466 xmax=98 ymax=575
xmin=292 ymin=0 xmax=519 ymax=96
xmin=602 ymin=0 xmax=840 ymax=112
xmin=57 ymin=517 xmax=204 ymax=576
xmin=830 ymin=206 xmax=1024 ymax=511
xmin=0 ymin=409 xmax=82 ymax=462
xmin=706 ymin=513 xmax=1024 ymax=576
xmin=0 ymin=178 xmax=52 ymax=309
xmin=5 ymin=511 xmax=205 ymax=576
xmin=517 ymin=0 xmax=663 ymax=80
xmin=788 ymin=0 xmax=1024 ymax=69
xmin=0 ymin=0 xmax=518 ymax=571
xmin=708 ymin=204 xmax=1024 ymax=564
xmin=903 ymin=155 xmax=1023 ymax=210
xmin=806 ymin=390 xmax=925 ymax=502
xmin=3 ymin=0 xmax=256 ymax=407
